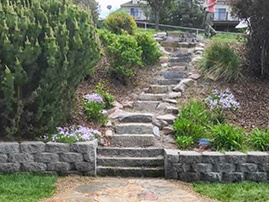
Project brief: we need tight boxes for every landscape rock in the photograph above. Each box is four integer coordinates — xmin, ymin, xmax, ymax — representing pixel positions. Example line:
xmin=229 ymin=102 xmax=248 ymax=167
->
xmin=153 ymin=126 xmax=160 ymax=137
xmin=168 ymin=92 xmax=182 ymax=99
xmin=180 ymin=78 xmax=195 ymax=87
xmin=173 ymin=83 xmax=188 ymax=92
xmin=162 ymin=126 xmax=173 ymax=135
xmin=157 ymin=114 xmax=177 ymax=124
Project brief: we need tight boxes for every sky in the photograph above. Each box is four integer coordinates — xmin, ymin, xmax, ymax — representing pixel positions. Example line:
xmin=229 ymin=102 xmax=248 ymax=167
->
xmin=97 ymin=0 xmax=129 ymax=19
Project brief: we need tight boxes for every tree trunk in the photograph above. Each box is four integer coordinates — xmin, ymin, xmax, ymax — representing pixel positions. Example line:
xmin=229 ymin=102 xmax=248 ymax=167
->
xmin=155 ymin=11 xmax=160 ymax=31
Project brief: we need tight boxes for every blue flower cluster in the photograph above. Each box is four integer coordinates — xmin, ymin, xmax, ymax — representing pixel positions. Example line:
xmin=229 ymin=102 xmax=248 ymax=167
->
xmin=205 ymin=88 xmax=240 ymax=111
xmin=45 ymin=125 xmax=101 ymax=142
xmin=83 ymin=93 xmax=104 ymax=103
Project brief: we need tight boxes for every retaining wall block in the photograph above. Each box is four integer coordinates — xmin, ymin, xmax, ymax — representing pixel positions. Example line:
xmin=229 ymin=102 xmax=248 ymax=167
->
xmin=165 ymin=149 xmax=180 ymax=163
xmin=20 ymin=141 xmax=45 ymax=153
xmin=165 ymin=161 xmax=178 ymax=179
xmin=213 ymin=163 xmax=236 ymax=173
xmin=222 ymin=172 xmax=244 ymax=182
xmin=201 ymin=172 xmax=222 ymax=182
xmin=75 ymin=162 xmax=95 ymax=172
xmin=21 ymin=162 xmax=47 ymax=172
xmin=0 ymin=142 xmax=19 ymax=154
xmin=225 ymin=152 xmax=247 ymax=164
xmin=245 ymin=172 xmax=267 ymax=182
xmin=46 ymin=142 xmax=70 ymax=153
xmin=9 ymin=153 xmax=34 ymax=163
xmin=247 ymin=152 xmax=269 ymax=164
xmin=178 ymin=172 xmax=201 ymax=182
xmin=60 ymin=153 xmax=83 ymax=163
xmin=0 ymin=163 xmax=20 ymax=172
xmin=202 ymin=152 xmax=225 ymax=163
xmin=47 ymin=162 xmax=71 ymax=172
xmin=258 ymin=164 xmax=269 ymax=172
xmin=35 ymin=153 xmax=59 ymax=163
xmin=0 ymin=154 xmax=8 ymax=163
xmin=178 ymin=151 xmax=202 ymax=163
xmin=71 ymin=140 xmax=98 ymax=153
xmin=192 ymin=163 xmax=213 ymax=173
xmin=237 ymin=163 xmax=258 ymax=172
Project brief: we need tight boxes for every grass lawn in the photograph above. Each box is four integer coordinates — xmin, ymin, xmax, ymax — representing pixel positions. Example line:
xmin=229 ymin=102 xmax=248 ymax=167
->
xmin=207 ymin=33 xmax=242 ymax=43
xmin=0 ymin=173 xmax=57 ymax=202
xmin=193 ymin=182 xmax=269 ymax=202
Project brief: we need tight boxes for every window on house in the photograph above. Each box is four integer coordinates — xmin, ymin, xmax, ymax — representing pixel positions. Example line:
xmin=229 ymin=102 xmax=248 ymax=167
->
xmin=130 ymin=8 xmax=139 ymax=17
xmin=214 ymin=8 xmax=226 ymax=21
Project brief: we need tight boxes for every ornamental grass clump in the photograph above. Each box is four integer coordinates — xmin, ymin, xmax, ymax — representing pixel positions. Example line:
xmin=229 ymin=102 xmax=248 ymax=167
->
xmin=249 ymin=128 xmax=269 ymax=151
xmin=45 ymin=125 xmax=101 ymax=143
xmin=199 ymin=42 xmax=242 ymax=82
xmin=83 ymin=93 xmax=108 ymax=124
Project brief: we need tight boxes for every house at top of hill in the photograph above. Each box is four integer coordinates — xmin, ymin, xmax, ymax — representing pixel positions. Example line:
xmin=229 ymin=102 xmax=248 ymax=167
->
xmin=120 ymin=0 xmax=239 ymax=32
xmin=120 ymin=0 xmax=148 ymax=21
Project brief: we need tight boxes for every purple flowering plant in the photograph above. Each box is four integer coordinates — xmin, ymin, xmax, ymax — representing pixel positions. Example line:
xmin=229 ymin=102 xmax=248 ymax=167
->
xmin=83 ymin=93 xmax=108 ymax=124
xmin=205 ymin=88 xmax=240 ymax=122
xmin=45 ymin=125 xmax=101 ymax=143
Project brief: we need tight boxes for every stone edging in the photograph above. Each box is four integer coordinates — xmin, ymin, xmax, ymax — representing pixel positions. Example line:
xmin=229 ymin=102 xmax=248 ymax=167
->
xmin=165 ymin=150 xmax=269 ymax=182
xmin=0 ymin=140 xmax=97 ymax=175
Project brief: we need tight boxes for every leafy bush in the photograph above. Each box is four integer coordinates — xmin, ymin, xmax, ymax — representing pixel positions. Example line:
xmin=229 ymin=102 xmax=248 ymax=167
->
xmin=135 ymin=33 xmax=162 ymax=65
xmin=209 ymin=124 xmax=245 ymax=151
xmin=83 ymin=93 xmax=108 ymax=124
xmin=249 ymin=128 xmax=269 ymax=151
xmin=173 ymin=101 xmax=220 ymax=140
xmin=45 ymin=125 xmax=101 ymax=143
xmin=176 ymin=136 xmax=194 ymax=149
xmin=99 ymin=30 xmax=142 ymax=81
xmin=104 ymin=10 xmax=137 ymax=35
xmin=95 ymin=83 xmax=114 ymax=109
xmin=0 ymin=0 xmax=100 ymax=140
xmin=199 ymin=42 xmax=242 ymax=82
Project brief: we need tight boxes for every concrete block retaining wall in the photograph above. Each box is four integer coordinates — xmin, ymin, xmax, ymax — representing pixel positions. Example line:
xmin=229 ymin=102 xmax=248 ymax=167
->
xmin=0 ymin=140 xmax=97 ymax=175
xmin=165 ymin=150 xmax=269 ymax=182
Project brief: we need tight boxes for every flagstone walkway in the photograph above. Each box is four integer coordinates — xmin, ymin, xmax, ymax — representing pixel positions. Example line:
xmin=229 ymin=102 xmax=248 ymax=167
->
xmin=43 ymin=176 xmax=214 ymax=202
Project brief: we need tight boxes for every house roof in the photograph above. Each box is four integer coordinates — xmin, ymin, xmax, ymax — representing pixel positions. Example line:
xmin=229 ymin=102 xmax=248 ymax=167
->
xmin=121 ymin=1 xmax=138 ymax=7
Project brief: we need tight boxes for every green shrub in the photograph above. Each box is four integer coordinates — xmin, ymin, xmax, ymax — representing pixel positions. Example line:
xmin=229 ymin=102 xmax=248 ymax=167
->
xmin=249 ymin=128 xmax=269 ymax=151
xmin=99 ymin=30 xmax=142 ymax=81
xmin=176 ymin=136 xmax=194 ymax=149
xmin=199 ymin=42 xmax=242 ymax=82
xmin=0 ymin=0 xmax=100 ymax=140
xmin=209 ymin=124 xmax=245 ymax=151
xmin=104 ymin=10 xmax=137 ymax=35
xmin=135 ymin=33 xmax=162 ymax=65
xmin=173 ymin=101 xmax=220 ymax=140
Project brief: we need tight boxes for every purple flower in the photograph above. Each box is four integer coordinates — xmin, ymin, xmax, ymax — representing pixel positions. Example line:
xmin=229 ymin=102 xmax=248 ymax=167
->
xmin=83 ymin=93 xmax=104 ymax=103
xmin=205 ymin=88 xmax=240 ymax=111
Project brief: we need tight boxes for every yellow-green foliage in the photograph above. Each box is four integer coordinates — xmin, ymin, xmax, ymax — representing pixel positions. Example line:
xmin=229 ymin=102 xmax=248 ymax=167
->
xmin=0 ymin=0 xmax=100 ymax=139
xmin=104 ymin=10 xmax=137 ymax=35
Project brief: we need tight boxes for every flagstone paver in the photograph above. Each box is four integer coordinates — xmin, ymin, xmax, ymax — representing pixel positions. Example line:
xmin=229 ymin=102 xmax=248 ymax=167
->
xmin=44 ymin=177 xmax=214 ymax=202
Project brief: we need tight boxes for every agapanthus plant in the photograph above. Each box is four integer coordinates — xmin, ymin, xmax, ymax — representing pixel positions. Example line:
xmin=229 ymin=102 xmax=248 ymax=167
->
xmin=205 ymin=88 xmax=240 ymax=123
xmin=45 ymin=125 xmax=101 ymax=143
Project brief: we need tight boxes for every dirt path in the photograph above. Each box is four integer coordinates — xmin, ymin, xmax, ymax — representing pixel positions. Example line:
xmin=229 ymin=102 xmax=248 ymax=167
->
xmin=42 ymin=176 xmax=214 ymax=202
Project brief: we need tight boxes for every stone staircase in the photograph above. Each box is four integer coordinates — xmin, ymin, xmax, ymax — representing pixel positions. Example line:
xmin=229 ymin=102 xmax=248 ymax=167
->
xmin=97 ymin=147 xmax=164 ymax=177
xmin=96 ymin=33 xmax=204 ymax=177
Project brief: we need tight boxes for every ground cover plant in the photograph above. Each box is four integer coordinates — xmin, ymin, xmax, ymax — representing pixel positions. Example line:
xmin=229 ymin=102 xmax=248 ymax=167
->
xmin=193 ymin=182 xmax=269 ymax=202
xmin=0 ymin=173 xmax=57 ymax=202
xmin=173 ymin=88 xmax=269 ymax=151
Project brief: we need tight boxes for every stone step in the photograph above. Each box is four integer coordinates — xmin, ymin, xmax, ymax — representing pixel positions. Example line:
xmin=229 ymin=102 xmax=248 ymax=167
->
xmin=118 ymin=113 xmax=154 ymax=123
xmin=171 ymin=52 xmax=192 ymax=57
xmin=97 ymin=156 xmax=164 ymax=167
xmin=148 ymin=85 xmax=171 ymax=94
xmin=111 ymin=134 xmax=155 ymax=147
xmin=97 ymin=166 xmax=164 ymax=177
xmin=157 ymin=78 xmax=180 ymax=85
xmin=97 ymin=147 xmax=164 ymax=157
xmin=115 ymin=123 xmax=153 ymax=134
xmin=139 ymin=93 xmax=166 ymax=101
xmin=157 ymin=114 xmax=177 ymax=124
xmin=169 ymin=56 xmax=191 ymax=63
xmin=168 ymin=62 xmax=188 ymax=67
xmin=162 ymin=66 xmax=187 ymax=72
xmin=134 ymin=101 xmax=160 ymax=111
xmin=161 ymin=71 xmax=185 ymax=79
